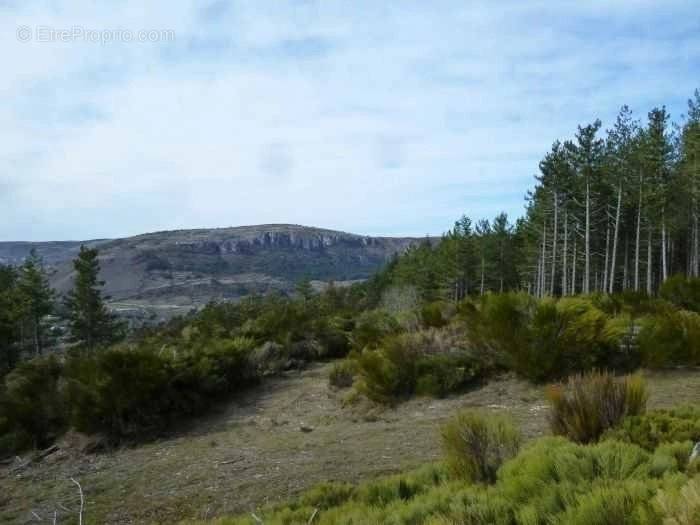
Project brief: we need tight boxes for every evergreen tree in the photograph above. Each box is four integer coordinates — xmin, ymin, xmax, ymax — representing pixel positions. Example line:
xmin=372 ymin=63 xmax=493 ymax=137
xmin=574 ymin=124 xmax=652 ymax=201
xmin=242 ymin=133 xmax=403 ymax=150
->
xmin=0 ymin=264 xmax=21 ymax=374
xmin=64 ymin=246 xmax=122 ymax=351
xmin=17 ymin=249 xmax=55 ymax=356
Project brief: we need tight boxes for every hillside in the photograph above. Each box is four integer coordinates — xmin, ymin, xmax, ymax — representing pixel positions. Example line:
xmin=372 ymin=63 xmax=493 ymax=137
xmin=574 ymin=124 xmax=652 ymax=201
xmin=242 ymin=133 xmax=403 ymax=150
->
xmin=0 ymin=225 xmax=421 ymax=318
xmin=3 ymin=364 xmax=698 ymax=524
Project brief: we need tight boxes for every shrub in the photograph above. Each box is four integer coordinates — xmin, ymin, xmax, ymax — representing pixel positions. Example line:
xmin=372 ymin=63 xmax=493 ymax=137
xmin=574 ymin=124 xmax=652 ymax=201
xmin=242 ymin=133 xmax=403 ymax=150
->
xmin=314 ymin=317 xmax=351 ymax=358
xmin=328 ymin=360 xmax=357 ymax=389
xmin=355 ymin=334 xmax=419 ymax=403
xmin=463 ymin=293 xmax=629 ymax=382
xmin=547 ymin=370 xmax=647 ymax=443
xmin=415 ymin=353 xmax=486 ymax=398
xmin=64 ymin=348 xmax=172 ymax=438
xmin=659 ymin=275 xmax=700 ymax=312
xmin=440 ymin=410 xmax=521 ymax=483
xmin=656 ymin=477 xmax=700 ymax=525
xmin=0 ymin=356 xmax=64 ymax=453
xmin=637 ymin=309 xmax=700 ymax=367
xmin=421 ymin=301 xmax=448 ymax=328
xmin=350 ymin=310 xmax=401 ymax=351
xmin=604 ymin=406 xmax=700 ymax=451
xmin=355 ymin=331 xmax=488 ymax=403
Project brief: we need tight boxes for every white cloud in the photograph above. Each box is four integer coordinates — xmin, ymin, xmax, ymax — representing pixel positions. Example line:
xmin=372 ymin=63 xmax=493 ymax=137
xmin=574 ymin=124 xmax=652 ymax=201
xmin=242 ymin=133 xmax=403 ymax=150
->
xmin=1 ymin=0 xmax=699 ymax=240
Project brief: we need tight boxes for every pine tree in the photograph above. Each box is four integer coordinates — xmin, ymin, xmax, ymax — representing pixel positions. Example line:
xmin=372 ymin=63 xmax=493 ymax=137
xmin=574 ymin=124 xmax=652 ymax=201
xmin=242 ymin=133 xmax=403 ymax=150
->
xmin=0 ymin=265 xmax=21 ymax=374
xmin=64 ymin=246 xmax=122 ymax=351
xmin=17 ymin=249 xmax=55 ymax=356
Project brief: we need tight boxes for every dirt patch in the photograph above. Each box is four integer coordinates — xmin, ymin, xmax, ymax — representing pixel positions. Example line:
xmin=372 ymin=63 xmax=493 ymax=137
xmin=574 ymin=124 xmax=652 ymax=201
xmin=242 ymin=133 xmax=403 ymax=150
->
xmin=2 ymin=365 xmax=698 ymax=524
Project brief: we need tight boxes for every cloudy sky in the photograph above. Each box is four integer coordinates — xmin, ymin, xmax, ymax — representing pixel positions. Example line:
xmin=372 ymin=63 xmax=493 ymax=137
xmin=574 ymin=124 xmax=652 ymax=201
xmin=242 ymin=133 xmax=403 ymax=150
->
xmin=1 ymin=1 xmax=699 ymax=241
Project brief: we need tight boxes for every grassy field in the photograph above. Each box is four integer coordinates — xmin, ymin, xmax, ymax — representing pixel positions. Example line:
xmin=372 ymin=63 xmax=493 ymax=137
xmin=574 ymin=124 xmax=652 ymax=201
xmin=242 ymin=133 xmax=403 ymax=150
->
xmin=2 ymin=363 xmax=699 ymax=524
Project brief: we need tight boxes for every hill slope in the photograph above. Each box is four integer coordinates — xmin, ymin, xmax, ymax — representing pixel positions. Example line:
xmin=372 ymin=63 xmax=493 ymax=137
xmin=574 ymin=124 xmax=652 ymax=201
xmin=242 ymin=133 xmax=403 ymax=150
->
xmin=0 ymin=225 xmax=421 ymax=317
xmin=2 ymin=365 xmax=698 ymax=524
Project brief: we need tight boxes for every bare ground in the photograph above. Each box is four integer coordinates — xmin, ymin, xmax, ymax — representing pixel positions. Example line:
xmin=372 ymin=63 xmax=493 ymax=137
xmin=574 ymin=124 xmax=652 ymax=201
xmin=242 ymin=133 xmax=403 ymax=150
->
xmin=2 ymin=364 xmax=699 ymax=524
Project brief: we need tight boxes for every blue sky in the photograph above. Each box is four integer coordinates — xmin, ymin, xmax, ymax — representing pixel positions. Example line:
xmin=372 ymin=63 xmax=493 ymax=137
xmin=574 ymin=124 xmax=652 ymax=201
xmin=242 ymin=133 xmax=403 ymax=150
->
xmin=1 ymin=1 xmax=699 ymax=241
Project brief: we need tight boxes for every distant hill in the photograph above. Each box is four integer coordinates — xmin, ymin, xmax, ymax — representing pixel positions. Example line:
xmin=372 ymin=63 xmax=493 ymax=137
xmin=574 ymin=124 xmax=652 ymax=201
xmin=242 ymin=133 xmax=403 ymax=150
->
xmin=0 ymin=225 xmax=423 ymax=319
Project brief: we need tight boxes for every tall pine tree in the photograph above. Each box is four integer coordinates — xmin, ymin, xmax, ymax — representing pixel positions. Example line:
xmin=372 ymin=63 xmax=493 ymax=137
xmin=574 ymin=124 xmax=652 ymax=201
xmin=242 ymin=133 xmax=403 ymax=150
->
xmin=64 ymin=246 xmax=122 ymax=351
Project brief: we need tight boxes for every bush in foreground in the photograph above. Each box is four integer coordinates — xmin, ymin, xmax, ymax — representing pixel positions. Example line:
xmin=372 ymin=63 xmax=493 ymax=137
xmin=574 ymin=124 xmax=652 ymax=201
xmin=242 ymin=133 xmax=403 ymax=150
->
xmin=547 ymin=370 xmax=647 ymax=443
xmin=189 ymin=429 xmax=700 ymax=524
xmin=354 ymin=332 xmax=486 ymax=403
xmin=440 ymin=410 xmax=521 ymax=483
xmin=463 ymin=293 xmax=630 ymax=382
xmin=604 ymin=405 xmax=700 ymax=451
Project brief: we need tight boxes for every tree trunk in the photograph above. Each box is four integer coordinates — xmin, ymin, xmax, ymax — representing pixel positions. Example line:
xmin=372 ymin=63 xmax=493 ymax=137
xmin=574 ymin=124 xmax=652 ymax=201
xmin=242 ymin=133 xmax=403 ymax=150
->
xmin=550 ymin=192 xmax=558 ymax=295
xmin=541 ymin=220 xmax=547 ymax=297
xmin=584 ymin=181 xmax=591 ymax=294
xmin=603 ymin=220 xmax=610 ymax=293
xmin=623 ymin=234 xmax=629 ymax=289
xmin=647 ymin=227 xmax=653 ymax=295
xmin=571 ymin=231 xmax=577 ymax=295
xmin=661 ymin=210 xmax=668 ymax=283
xmin=695 ymin=212 xmax=699 ymax=277
xmin=562 ymin=211 xmax=568 ymax=296
xmin=33 ymin=317 xmax=41 ymax=356
xmin=480 ymin=256 xmax=485 ymax=295
xmin=635 ymin=176 xmax=643 ymax=291
xmin=609 ymin=184 xmax=622 ymax=293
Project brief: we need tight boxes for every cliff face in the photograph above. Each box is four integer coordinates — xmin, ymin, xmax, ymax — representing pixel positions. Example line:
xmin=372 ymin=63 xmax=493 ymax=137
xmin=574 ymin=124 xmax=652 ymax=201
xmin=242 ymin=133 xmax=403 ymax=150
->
xmin=0 ymin=224 xmax=421 ymax=317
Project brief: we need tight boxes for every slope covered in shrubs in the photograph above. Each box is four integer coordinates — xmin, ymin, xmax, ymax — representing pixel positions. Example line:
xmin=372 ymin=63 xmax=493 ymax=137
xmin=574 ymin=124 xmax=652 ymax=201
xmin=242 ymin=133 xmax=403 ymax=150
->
xmin=4 ymin=278 xmax=700 ymax=456
xmin=192 ymin=375 xmax=700 ymax=525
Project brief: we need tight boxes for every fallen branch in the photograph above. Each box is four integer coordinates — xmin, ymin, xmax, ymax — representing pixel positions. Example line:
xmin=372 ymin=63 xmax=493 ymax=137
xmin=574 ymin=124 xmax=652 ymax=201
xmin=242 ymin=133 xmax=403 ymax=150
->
xmin=251 ymin=512 xmax=264 ymax=524
xmin=218 ymin=457 xmax=243 ymax=466
xmin=70 ymin=478 xmax=84 ymax=525
xmin=307 ymin=508 xmax=319 ymax=524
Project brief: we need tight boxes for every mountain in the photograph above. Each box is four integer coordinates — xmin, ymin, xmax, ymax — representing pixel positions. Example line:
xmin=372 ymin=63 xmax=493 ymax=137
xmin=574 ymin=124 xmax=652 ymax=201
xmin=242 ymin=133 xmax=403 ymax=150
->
xmin=0 ymin=225 xmax=423 ymax=319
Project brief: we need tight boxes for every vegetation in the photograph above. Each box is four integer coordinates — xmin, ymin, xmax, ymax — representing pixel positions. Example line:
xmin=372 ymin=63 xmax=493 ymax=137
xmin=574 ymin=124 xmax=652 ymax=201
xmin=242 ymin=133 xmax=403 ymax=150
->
xmin=372 ymin=91 xmax=700 ymax=302
xmin=63 ymin=245 xmax=124 ymax=351
xmin=440 ymin=410 xmax=521 ymax=483
xmin=190 ymin=402 xmax=700 ymax=525
xmin=546 ymin=370 xmax=647 ymax=443
xmin=3 ymin=93 xmax=700 ymax=525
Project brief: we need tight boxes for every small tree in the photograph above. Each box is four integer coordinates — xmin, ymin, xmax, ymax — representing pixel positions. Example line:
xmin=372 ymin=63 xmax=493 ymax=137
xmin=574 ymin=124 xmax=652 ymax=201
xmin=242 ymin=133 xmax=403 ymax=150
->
xmin=0 ymin=265 xmax=21 ymax=373
xmin=17 ymin=250 xmax=55 ymax=356
xmin=64 ymin=246 xmax=122 ymax=351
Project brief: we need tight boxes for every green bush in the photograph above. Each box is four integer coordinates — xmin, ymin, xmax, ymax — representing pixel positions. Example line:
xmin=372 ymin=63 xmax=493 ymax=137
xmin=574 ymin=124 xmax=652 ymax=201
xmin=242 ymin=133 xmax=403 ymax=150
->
xmin=355 ymin=334 xmax=419 ymax=403
xmin=0 ymin=356 xmax=64 ymax=453
xmin=350 ymin=310 xmax=401 ymax=351
xmin=64 ymin=348 xmax=172 ymax=438
xmin=205 ymin=424 xmax=700 ymax=524
xmin=415 ymin=353 xmax=486 ymax=398
xmin=547 ymin=370 xmax=647 ymax=443
xmin=655 ymin=477 xmax=700 ymax=524
xmin=328 ymin=360 xmax=357 ymax=389
xmin=637 ymin=309 xmax=700 ymax=367
xmin=355 ymin=332 xmax=487 ymax=403
xmin=421 ymin=301 xmax=449 ymax=328
xmin=659 ymin=275 xmax=700 ymax=312
xmin=604 ymin=406 xmax=700 ymax=451
xmin=440 ymin=410 xmax=521 ymax=483
xmin=464 ymin=293 xmax=630 ymax=381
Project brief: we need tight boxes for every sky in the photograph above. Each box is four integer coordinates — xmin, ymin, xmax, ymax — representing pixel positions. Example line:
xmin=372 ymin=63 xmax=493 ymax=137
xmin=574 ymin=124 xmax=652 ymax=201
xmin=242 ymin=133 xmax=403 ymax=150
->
xmin=1 ymin=1 xmax=699 ymax=241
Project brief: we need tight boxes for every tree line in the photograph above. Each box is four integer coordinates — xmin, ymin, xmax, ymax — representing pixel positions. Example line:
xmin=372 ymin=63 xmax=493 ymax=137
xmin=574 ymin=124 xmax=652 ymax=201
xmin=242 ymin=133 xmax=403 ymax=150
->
xmin=0 ymin=246 xmax=121 ymax=375
xmin=380 ymin=90 xmax=700 ymax=300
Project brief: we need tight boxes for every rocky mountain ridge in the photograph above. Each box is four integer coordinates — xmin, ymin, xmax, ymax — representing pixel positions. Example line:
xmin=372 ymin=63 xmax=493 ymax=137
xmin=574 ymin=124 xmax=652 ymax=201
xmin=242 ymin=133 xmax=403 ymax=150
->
xmin=0 ymin=224 xmax=423 ymax=319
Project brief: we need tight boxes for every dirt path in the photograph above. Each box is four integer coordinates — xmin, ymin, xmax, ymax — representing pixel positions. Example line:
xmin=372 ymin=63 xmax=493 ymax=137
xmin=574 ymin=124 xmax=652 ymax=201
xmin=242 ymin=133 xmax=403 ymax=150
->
xmin=2 ymin=365 xmax=699 ymax=524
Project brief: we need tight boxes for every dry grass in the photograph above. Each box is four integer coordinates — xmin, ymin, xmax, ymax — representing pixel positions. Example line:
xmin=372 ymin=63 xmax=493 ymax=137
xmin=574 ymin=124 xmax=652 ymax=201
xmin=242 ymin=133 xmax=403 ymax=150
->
xmin=1 ymin=364 xmax=698 ymax=524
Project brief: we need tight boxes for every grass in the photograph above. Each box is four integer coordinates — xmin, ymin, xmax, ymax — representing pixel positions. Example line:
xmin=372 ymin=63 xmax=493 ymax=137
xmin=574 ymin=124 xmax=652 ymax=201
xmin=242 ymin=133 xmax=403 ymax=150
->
xmin=2 ymin=363 xmax=700 ymax=524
